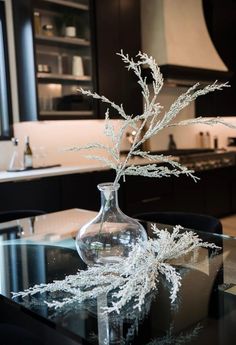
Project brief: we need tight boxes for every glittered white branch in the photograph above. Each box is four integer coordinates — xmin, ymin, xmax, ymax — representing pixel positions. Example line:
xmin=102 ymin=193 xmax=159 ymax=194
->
xmin=67 ymin=51 xmax=236 ymax=186
xmin=147 ymin=323 xmax=203 ymax=345
xmin=12 ymin=225 xmax=219 ymax=314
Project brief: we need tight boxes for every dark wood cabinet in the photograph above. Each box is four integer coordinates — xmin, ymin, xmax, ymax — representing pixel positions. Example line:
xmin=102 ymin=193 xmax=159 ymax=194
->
xmin=32 ymin=0 xmax=96 ymax=120
xmin=0 ymin=164 xmax=235 ymax=219
xmin=122 ymin=175 xmax=173 ymax=216
xmin=122 ymin=167 xmax=234 ymax=218
xmin=172 ymin=173 xmax=206 ymax=214
xmin=196 ymin=0 xmax=236 ymax=116
xmin=61 ymin=169 xmax=116 ymax=211
xmin=230 ymin=166 xmax=236 ymax=213
xmin=95 ymin=0 xmax=142 ymax=118
xmin=204 ymin=167 xmax=232 ymax=217
xmin=0 ymin=176 xmax=61 ymax=213
xmin=171 ymin=168 xmax=232 ymax=217
xmin=12 ymin=0 xmax=142 ymax=121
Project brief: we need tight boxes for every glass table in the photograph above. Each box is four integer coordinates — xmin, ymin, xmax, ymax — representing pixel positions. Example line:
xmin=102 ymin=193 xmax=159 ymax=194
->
xmin=0 ymin=209 xmax=236 ymax=344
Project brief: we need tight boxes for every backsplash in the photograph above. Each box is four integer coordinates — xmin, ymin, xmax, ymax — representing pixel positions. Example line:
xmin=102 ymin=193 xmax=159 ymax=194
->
xmin=0 ymin=84 xmax=236 ymax=171
xmin=1 ymin=116 xmax=233 ymax=169
xmin=12 ymin=120 xmax=131 ymax=168
xmin=0 ymin=141 xmax=14 ymax=171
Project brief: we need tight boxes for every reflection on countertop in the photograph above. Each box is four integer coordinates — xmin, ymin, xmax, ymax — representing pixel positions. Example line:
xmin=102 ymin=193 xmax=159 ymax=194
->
xmin=0 ymin=208 xmax=96 ymax=245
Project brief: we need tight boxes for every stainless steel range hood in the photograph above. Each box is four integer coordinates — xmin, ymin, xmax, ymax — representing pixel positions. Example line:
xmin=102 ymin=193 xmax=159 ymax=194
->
xmin=141 ymin=0 xmax=230 ymax=86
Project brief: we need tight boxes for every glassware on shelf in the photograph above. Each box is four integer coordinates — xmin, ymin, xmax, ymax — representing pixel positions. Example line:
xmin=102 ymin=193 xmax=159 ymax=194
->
xmin=76 ymin=182 xmax=148 ymax=266
xmin=33 ymin=0 xmax=94 ymax=118
xmin=37 ymin=146 xmax=47 ymax=167
xmin=64 ymin=13 xmax=77 ymax=37
xmin=39 ymin=97 xmax=53 ymax=111
xmin=32 ymin=146 xmax=48 ymax=167
xmin=34 ymin=12 xmax=41 ymax=35
xmin=72 ymin=56 xmax=84 ymax=76
xmin=8 ymin=138 xmax=23 ymax=171
xmin=37 ymin=64 xmax=51 ymax=73
xmin=65 ymin=26 xmax=77 ymax=38
xmin=42 ymin=24 xmax=54 ymax=37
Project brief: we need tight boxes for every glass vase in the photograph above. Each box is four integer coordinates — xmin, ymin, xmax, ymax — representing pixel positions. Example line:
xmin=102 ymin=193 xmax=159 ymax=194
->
xmin=76 ymin=182 xmax=147 ymax=265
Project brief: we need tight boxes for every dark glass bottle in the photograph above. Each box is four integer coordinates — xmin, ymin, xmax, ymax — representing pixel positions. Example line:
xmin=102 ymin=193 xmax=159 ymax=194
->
xmin=168 ymin=134 xmax=177 ymax=150
xmin=24 ymin=136 xmax=33 ymax=169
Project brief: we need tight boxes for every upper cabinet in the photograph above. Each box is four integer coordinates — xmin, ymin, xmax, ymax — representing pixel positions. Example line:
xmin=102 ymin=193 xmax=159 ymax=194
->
xmin=94 ymin=0 xmax=142 ymax=118
xmin=32 ymin=0 xmax=96 ymax=119
xmin=12 ymin=0 xmax=142 ymax=121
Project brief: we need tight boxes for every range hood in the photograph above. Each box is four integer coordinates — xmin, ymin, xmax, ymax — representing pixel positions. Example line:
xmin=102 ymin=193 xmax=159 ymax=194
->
xmin=141 ymin=0 xmax=231 ymax=86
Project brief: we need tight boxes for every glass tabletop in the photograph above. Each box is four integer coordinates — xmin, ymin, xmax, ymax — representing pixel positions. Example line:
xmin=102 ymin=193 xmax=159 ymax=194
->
xmin=0 ymin=213 xmax=236 ymax=344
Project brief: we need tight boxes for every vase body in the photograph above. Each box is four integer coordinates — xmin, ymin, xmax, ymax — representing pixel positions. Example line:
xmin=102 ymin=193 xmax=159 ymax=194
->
xmin=76 ymin=182 xmax=147 ymax=265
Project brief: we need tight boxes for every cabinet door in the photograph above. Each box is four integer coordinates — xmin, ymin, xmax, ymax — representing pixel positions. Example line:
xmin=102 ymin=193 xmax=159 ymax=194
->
xmin=173 ymin=167 xmax=233 ymax=217
xmin=123 ymin=176 xmax=173 ymax=216
xmin=95 ymin=0 xmax=142 ymax=118
xmin=32 ymin=0 xmax=96 ymax=120
xmin=172 ymin=173 xmax=205 ymax=214
xmin=230 ymin=166 xmax=236 ymax=213
xmin=204 ymin=167 xmax=232 ymax=217
xmin=13 ymin=0 xmax=142 ymax=121
xmin=0 ymin=176 xmax=61 ymax=213
xmin=61 ymin=170 xmax=115 ymax=211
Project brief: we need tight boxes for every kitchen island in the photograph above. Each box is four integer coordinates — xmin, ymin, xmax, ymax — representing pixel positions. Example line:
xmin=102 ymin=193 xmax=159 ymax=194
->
xmin=0 ymin=150 xmax=236 ymax=218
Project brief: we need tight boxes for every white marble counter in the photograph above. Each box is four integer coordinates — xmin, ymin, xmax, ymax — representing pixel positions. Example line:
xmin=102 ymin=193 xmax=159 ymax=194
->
xmin=0 ymin=164 xmax=107 ymax=183
xmin=1 ymin=149 xmax=235 ymax=183
xmin=0 ymin=156 xmax=158 ymax=183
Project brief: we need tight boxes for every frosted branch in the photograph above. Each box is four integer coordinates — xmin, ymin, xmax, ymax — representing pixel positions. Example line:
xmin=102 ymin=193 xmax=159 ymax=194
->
xmin=69 ymin=52 xmax=233 ymax=186
xmin=12 ymin=226 xmax=219 ymax=314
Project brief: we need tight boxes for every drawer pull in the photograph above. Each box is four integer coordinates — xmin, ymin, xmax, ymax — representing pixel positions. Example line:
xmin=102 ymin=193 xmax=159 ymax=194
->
xmin=141 ymin=196 xmax=161 ymax=203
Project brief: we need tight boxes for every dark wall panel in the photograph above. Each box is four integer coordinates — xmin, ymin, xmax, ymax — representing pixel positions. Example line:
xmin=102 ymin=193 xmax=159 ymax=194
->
xmin=12 ymin=0 xmax=40 ymax=121
xmin=95 ymin=0 xmax=142 ymax=118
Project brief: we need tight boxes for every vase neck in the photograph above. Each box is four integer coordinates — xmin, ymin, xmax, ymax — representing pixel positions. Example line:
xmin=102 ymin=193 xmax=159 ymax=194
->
xmin=97 ymin=182 xmax=120 ymax=212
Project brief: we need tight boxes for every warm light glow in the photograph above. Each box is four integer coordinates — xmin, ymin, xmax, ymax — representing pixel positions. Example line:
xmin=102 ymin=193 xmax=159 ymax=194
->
xmin=47 ymin=83 xmax=61 ymax=91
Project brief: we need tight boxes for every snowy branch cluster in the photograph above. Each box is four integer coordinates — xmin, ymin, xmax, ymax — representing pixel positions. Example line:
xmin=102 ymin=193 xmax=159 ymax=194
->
xmin=146 ymin=323 xmax=202 ymax=345
xmin=12 ymin=225 xmax=218 ymax=314
xmin=68 ymin=51 xmax=236 ymax=185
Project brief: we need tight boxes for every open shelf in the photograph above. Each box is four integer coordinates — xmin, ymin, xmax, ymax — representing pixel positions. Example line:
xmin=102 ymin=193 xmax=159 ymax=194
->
xmin=35 ymin=34 xmax=90 ymax=47
xmin=37 ymin=72 xmax=91 ymax=81
xmin=40 ymin=110 xmax=93 ymax=116
xmin=42 ymin=0 xmax=89 ymax=11
xmin=34 ymin=0 xmax=94 ymax=119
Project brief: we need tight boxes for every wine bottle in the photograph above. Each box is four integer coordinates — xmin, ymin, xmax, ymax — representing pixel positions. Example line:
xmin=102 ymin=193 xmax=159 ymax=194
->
xmin=24 ymin=136 xmax=33 ymax=169
xmin=168 ymin=134 xmax=177 ymax=150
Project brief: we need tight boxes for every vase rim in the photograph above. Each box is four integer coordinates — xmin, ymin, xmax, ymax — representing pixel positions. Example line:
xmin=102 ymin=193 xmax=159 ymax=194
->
xmin=97 ymin=182 xmax=120 ymax=191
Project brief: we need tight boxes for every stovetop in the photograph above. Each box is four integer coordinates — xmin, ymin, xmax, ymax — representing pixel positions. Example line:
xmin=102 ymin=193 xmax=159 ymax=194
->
xmin=122 ymin=148 xmax=236 ymax=171
xmin=179 ymin=150 xmax=236 ymax=171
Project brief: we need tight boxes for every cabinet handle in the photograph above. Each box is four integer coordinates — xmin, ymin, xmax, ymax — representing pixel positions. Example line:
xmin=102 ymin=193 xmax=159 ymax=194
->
xmin=12 ymin=177 xmax=43 ymax=183
xmin=141 ymin=196 xmax=161 ymax=203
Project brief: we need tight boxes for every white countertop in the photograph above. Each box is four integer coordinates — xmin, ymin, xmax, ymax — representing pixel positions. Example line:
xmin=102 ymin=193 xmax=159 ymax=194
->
xmin=0 ymin=164 xmax=107 ymax=183
xmin=4 ymin=150 xmax=234 ymax=184
xmin=0 ymin=156 xmax=157 ymax=183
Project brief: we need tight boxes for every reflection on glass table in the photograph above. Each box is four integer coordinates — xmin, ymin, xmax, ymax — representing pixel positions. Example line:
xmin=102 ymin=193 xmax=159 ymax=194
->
xmin=0 ymin=209 xmax=236 ymax=344
xmin=0 ymin=208 xmax=97 ymax=248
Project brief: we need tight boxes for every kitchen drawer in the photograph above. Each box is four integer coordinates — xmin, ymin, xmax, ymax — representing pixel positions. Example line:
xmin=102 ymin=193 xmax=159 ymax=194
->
xmin=0 ymin=176 xmax=61 ymax=213
xmin=172 ymin=173 xmax=205 ymax=213
xmin=61 ymin=170 xmax=116 ymax=211
xmin=204 ymin=167 xmax=232 ymax=217
xmin=126 ymin=194 xmax=173 ymax=216
xmin=124 ymin=175 xmax=173 ymax=203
